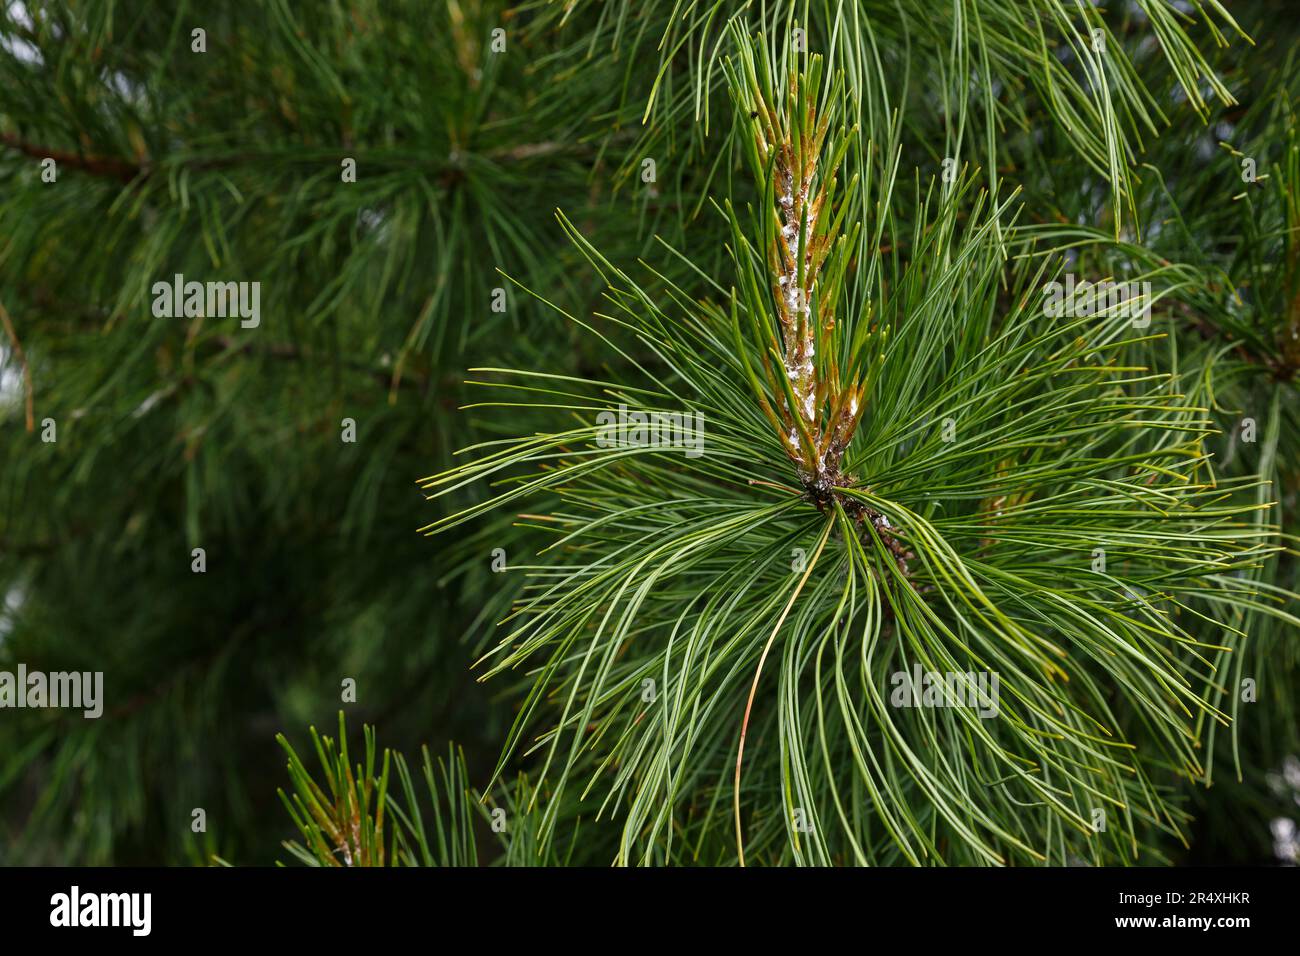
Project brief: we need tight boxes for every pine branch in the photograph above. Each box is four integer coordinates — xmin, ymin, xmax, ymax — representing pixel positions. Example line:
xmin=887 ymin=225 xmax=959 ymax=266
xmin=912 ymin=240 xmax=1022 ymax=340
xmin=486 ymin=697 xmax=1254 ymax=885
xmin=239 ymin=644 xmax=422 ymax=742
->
xmin=0 ymin=131 xmax=141 ymax=184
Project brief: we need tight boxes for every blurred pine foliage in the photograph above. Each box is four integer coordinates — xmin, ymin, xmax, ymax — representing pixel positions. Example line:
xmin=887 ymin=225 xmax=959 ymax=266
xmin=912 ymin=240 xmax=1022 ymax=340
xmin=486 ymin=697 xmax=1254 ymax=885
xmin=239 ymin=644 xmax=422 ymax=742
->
xmin=1 ymin=0 xmax=1296 ymax=865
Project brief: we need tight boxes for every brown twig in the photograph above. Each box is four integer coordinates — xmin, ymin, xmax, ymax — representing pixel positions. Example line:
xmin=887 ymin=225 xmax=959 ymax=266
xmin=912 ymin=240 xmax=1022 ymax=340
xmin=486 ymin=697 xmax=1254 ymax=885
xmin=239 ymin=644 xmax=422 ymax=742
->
xmin=0 ymin=131 xmax=142 ymax=184
xmin=1177 ymin=300 xmax=1300 ymax=380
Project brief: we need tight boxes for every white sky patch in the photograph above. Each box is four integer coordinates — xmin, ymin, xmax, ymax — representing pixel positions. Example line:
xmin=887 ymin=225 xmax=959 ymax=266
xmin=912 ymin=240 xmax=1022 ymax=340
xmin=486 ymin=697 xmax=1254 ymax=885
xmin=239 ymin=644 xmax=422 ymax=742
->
xmin=2 ymin=1 xmax=42 ymax=65
xmin=0 ymin=582 xmax=25 ymax=645
xmin=108 ymin=70 xmax=146 ymax=104
xmin=357 ymin=206 xmax=390 ymax=238
xmin=0 ymin=343 xmax=22 ymax=412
